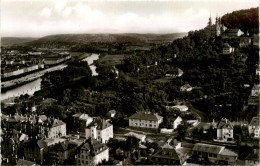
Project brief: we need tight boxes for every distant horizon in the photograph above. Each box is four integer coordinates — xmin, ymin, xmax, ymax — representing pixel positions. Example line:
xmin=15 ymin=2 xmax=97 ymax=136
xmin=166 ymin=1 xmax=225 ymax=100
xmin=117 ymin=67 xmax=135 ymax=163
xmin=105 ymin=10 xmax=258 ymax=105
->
xmin=1 ymin=32 xmax=188 ymax=38
xmin=1 ymin=1 xmax=258 ymax=37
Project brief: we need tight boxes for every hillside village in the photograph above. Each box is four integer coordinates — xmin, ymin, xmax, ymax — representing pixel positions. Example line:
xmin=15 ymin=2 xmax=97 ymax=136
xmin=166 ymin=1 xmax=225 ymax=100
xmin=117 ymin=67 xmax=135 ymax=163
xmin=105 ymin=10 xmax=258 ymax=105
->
xmin=1 ymin=7 xmax=260 ymax=166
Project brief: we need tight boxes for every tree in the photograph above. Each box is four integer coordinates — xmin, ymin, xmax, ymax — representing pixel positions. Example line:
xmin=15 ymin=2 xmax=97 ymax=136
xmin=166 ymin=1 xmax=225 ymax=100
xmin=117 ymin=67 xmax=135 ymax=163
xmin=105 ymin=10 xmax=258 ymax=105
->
xmin=176 ymin=121 xmax=189 ymax=141
xmin=125 ymin=136 xmax=139 ymax=151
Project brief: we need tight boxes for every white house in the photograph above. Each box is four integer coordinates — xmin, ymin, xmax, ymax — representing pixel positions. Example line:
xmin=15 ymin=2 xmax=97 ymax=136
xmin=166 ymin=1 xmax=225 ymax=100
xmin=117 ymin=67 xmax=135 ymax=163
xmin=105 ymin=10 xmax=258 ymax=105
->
xmin=216 ymin=118 xmax=233 ymax=142
xmin=85 ymin=118 xmax=113 ymax=144
xmin=192 ymin=143 xmax=238 ymax=164
xmin=171 ymin=116 xmax=182 ymax=129
xmin=223 ymin=43 xmax=234 ymax=54
xmin=180 ymin=84 xmax=193 ymax=92
xmin=124 ymin=132 xmax=146 ymax=142
xmin=248 ymin=117 xmax=260 ymax=138
xmin=129 ymin=111 xmax=163 ymax=129
xmin=107 ymin=110 xmax=116 ymax=118
xmin=165 ymin=68 xmax=183 ymax=77
xmin=76 ymin=138 xmax=109 ymax=166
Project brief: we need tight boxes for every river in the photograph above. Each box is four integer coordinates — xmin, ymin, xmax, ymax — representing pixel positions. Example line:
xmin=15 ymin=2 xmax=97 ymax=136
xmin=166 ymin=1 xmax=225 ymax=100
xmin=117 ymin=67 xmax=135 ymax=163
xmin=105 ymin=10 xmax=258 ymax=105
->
xmin=1 ymin=53 xmax=99 ymax=101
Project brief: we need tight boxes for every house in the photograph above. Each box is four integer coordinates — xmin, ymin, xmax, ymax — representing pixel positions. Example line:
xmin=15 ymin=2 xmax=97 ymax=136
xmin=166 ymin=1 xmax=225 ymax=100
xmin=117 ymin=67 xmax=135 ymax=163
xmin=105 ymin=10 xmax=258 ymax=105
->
xmin=251 ymin=84 xmax=260 ymax=96
xmin=129 ymin=111 xmax=163 ymax=129
xmin=216 ymin=118 xmax=233 ymax=142
xmin=171 ymin=105 xmax=189 ymax=112
xmin=165 ymin=68 xmax=183 ymax=77
xmin=73 ymin=113 xmax=93 ymax=132
xmin=76 ymin=138 xmax=109 ymax=166
xmin=48 ymin=141 xmax=78 ymax=164
xmin=24 ymin=138 xmax=67 ymax=163
xmin=239 ymin=37 xmax=252 ymax=47
xmin=222 ymin=43 xmax=234 ymax=54
xmin=180 ymin=84 xmax=192 ymax=92
xmin=192 ymin=143 xmax=238 ymax=164
xmin=85 ymin=118 xmax=113 ymax=144
xmin=107 ymin=110 xmax=116 ymax=118
xmin=124 ymin=132 xmax=146 ymax=142
xmin=5 ymin=114 xmax=66 ymax=139
xmin=171 ymin=116 xmax=182 ymax=130
xmin=17 ymin=159 xmax=38 ymax=166
xmin=222 ymin=29 xmax=244 ymax=38
xmin=150 ymin=148 xmax=187 ymax=165
xmin=248 ymin=117 xmax=260 ymax=138
xmin=245 ymin=149 xmax=260 ymax=165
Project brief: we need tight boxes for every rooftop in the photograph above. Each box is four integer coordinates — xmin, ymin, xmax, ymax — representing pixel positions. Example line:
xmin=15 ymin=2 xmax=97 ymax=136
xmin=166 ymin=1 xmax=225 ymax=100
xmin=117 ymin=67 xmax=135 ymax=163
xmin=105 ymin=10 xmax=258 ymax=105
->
xmin=217 ymin=118 xmax=233 ymax=129
xmin=129 ymin=111 xmax=163 ymax=121
xmin=192 ymin=143 xmax=224 ymax=154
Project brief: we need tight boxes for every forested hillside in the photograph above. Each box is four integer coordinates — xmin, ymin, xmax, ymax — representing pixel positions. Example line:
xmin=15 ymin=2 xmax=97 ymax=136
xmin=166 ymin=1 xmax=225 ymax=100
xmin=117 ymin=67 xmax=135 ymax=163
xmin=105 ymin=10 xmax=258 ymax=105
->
xmin=221 ymin=7 xmax=259 ymax=34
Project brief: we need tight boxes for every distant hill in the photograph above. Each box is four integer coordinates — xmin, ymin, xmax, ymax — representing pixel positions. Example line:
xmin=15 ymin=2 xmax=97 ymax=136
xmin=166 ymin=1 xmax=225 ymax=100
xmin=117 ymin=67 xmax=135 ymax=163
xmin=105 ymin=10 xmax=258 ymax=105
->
xmin=1 ymin=37 xmax=38 ymax=46
xmin=26 ymin=33 xmax=187 ymax=46
xmin=221 ymin=7 xmax=259 ymax=34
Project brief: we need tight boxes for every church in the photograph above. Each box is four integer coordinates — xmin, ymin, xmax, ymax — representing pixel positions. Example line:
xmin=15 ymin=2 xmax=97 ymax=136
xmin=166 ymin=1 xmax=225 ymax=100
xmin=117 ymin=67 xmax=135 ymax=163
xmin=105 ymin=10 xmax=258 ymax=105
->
xmin=204 ymin=15 xmax=227 ymax=37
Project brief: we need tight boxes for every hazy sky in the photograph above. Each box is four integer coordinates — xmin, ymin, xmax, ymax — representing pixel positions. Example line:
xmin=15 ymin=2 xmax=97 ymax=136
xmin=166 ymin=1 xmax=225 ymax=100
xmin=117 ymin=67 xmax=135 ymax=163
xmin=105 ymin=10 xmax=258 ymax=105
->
xmin=1 ymin=0 xmax=258 ymax=37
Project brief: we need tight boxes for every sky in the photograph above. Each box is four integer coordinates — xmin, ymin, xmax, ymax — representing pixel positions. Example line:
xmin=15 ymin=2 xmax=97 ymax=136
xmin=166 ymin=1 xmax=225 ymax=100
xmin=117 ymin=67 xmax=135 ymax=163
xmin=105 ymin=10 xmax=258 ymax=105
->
xmin=1 ymin=0 xmax=259 ymax=37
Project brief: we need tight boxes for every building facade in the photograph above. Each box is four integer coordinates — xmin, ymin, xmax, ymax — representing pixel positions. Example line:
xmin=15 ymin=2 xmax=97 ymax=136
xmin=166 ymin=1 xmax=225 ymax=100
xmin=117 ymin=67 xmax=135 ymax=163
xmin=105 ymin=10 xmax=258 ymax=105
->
xmin=129 ymin=111 xmax=163 ymax=129
xmin=216 ymin=118 xmax=233 ymax=142
xmin=248 ymin=117 xmax=260 ymax=138
xmin=85 ymin=119 xmax=113 ymax=144
xmin=76 ymin=138 xmax=109 ymax=166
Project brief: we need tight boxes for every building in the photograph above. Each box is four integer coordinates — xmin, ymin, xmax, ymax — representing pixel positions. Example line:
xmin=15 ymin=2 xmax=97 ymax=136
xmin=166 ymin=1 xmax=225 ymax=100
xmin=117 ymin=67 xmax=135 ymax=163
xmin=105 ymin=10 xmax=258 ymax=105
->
xmin=107 ymin=110 xmax=116 ymax=118
xmin=216 ymin=118 xmax=233 ymax=142
xmin=85 ymin=118 xmax=113 ymax=144
xmin=251 ymin=84 xmax=260 ymax=96
xmin=4 ymin=114 xmax=66 ymax=139
xmin=48 ymin=141 xmax=78 ymax=164
xmin=76 ymin=138 xmax=109 ymax=166
xmin=124 ymin=132 xmax=146 ymax=142
xmin=180 ymin=84 xmax=193 ymax=92
xmin=151 ymin=148 xmax=187 ymax=165
xmin=129 ymin=111 xmax=163 ymax=129
xmin=17 ymin=159 xmax=38 ymax=166
xmin=239 ymin=37 xmax=252 ymax=47
xmin=165 ymin=68 xmax=183 ymax=77
xmin=73 ymin=113 xmax=93 ymax=132
xmin=171 ymin=116 xmax=182 ymax=130
xmin=204 ymin=16 xmax=226 ymax=37
xmin=192 ymin=143 xmax=238 ymax=164
xmin=248 ymin=117 xmax=260 ymax=138
xmin=24 ymin=138 xmax=67 ymax=163
xmin=245 ymin=149 xmax=260 ymax=165
xmin=222 ymin=29 xmax=244 ymax=38
xmin=222 ymin=43 xmax=234 ymax=54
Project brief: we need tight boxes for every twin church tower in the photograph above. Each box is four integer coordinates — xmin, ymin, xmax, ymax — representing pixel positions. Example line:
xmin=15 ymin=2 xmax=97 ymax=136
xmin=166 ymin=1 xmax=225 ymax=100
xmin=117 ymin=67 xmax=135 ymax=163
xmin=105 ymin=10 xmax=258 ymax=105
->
xmin=205 ymin=15 xmax=227 ymax=37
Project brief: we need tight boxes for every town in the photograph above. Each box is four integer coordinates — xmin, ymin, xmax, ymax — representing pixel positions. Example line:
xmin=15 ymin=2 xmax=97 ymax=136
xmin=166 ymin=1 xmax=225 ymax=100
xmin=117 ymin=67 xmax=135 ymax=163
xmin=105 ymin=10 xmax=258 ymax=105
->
xmin=1 ymin=3 xmax=259 ymax=166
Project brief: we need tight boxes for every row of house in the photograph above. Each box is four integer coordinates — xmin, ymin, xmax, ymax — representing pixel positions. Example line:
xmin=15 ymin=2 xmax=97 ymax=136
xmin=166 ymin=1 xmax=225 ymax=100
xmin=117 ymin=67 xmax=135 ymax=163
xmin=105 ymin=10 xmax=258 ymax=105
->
xmin=2 ymin=113 xmax=66 ymax=139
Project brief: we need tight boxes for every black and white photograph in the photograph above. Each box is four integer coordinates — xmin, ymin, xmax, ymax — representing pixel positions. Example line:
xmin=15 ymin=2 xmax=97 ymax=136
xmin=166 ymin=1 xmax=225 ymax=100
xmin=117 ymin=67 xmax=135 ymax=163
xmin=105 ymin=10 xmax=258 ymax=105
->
xmin=0 ymin=0 xmax=259 ymax=165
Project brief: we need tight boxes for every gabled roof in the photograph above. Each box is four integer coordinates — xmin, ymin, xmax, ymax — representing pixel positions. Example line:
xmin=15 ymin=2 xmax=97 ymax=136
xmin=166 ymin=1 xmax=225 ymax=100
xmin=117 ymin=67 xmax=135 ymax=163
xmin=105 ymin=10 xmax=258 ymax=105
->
xmin=219 ymin=149 xmax=238 ymax=157
xmin=181 ymin=84 xmax=192 ymax=89
xmin=17 ymin=159 xmax=37 ymax=166
xmin=88 ymin=118 xmax=112 ymax=130
xmin=129 ymin=111 xmax=163 ymax=121
xmin=223 ymin=43 xmax=232 ymax=48
xmin=249 ymin=117 xmax=260 ymax=127
xmin=217 ymin=118 xmax=233 ymax=129
xmin=192 ymin=143 xmax=224 ymax=154
xmin=80 ymin=138 xmax=108 ymax=156
xmin=225 ymin=29 xmax=242 ymax=33
xmin=124 ymin=132 xmax=146 ymax=140
xmin=152 ymin=148 xmax=181 ymax=161
xmin=252 ymin=84 xmax=260 ymax=91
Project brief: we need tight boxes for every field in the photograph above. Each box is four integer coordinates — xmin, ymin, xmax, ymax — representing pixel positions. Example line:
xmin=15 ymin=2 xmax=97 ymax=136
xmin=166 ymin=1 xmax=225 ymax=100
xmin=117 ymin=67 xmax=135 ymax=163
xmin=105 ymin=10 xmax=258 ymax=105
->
xmin=98 ymin=54 xmax=125 ymax=66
